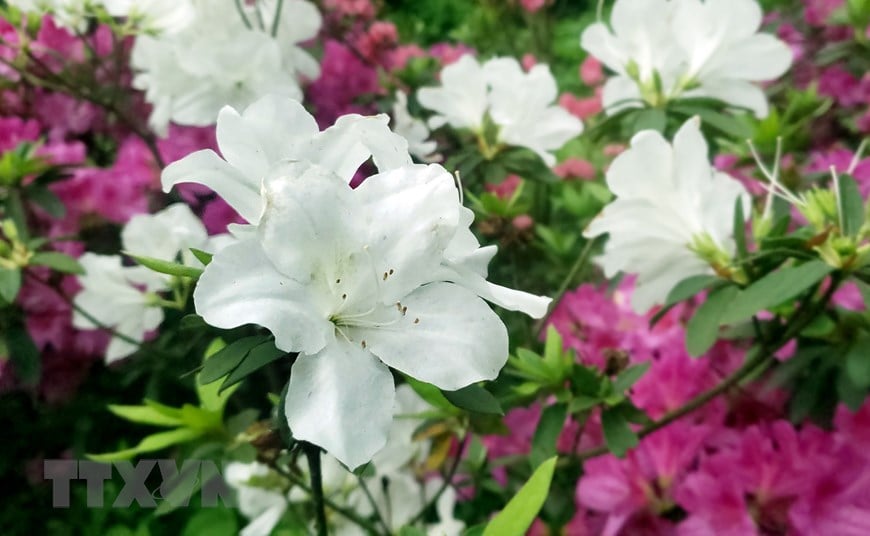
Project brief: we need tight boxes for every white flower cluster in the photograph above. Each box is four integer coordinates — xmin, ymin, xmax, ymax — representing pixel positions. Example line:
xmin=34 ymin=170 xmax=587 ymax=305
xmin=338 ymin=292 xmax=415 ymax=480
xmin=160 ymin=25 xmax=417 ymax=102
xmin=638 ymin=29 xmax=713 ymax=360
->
xmin=584 ymin=118 xmax=749 ymax=313
xmin=131 ymin=0 xmax=321 ymax=134
xmin=7 ymin=0 xmax=194 ymax=34
xmin=417 ymin=54 xmax=584 ymax=166
xmin=164 ymin=94 xmax=551 ymax=469
xmin=226 ymin=386 xmax=463 ymax=536
xmin=73 ymin=204 xmax=229 ymax=362
xmin=581 ymin=0 xmax=792 ymax=117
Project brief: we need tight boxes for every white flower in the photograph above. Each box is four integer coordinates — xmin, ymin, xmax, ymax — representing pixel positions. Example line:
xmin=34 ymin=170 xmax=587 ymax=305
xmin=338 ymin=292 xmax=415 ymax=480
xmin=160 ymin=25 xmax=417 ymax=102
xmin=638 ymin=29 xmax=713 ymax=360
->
xmin=583 ymin=118 xmax=749 ymax=313
xmin=417 ymin=54 xmax=490 ymax=131
xmin=580 ymin=0 xmax=792 ymax=117
xmin=130 ymin=0 xmax=321 ymax=134
xmin=418 ymin=55 xmax=583 ymax=165
xmin=73 ymin=203 xmax=222 ymax=362
xmin=162 ymin=94 xmax=413 ymax=225
xmin=224 ymin=462 xmax=290 ymax=536
xmin=392 ymin=91 xmax=438 ymax=161
xmin=102 ymin=0 xmax=195 ymax=34
xmin=484 ymin=58 xmax=584 ymax=166
xmin=193 ymin=161 xmax=550 ymax=468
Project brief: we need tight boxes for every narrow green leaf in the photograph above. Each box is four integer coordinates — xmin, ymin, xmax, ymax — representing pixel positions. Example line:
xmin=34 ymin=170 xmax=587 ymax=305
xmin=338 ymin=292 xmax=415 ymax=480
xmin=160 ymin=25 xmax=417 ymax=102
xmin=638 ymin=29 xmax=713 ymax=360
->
xmin=0 ymin=266 xmax=21 ymax=302
xmin=632 ymin=108 xmax=666 ymax=133
xmin=404 ymin=376 xmax=456 ymax=413
xmin=189 ymin=248 xmax=213 ymax=266
xmin=601 ymin=407 xmax=638 ymax=457
xmin=6 ymin=326 xmax=40 ymax=385
xmin=29 ymin=251 xmax=84 ymax=274
xmin=720 ymin=261 xmax=834 ymax=325
xmin=837 ymin=173 xmax=864 ymax=237
xmin=612 ymin=362 xmax=651 ymax=393
xmin=483 ymin=456 xmax=557 ymax=536
xmin=199 ymin=337 xmax=263 ymax=384
xmin=733 ymin=197 xmax=748 ymax=259
xmin=530 ymin=403 xmax=567 ymax=469
xmin=443 ymin=384 xmax=503 ymax=415
xmin=219 ymin=341 xmax=285 ymax=393
xmin=687 ymin=285 xmax=740 ymax=357
xmin=664 ymin=274 xmax=722 ymax=306
xmin=87 ymin=428 xmax=202 ymax=462
xmin=543 ymin=326 xmax=563 ymax=370
xmin=127 ymin=253 xmax=203 ymax=279
xmin=27 ymin=186 xmax=65 ymax=218
xmin=846 ymin=334 xmax=870 ymax=388
xmin=107 ymin=404 xmax=184 ymax=427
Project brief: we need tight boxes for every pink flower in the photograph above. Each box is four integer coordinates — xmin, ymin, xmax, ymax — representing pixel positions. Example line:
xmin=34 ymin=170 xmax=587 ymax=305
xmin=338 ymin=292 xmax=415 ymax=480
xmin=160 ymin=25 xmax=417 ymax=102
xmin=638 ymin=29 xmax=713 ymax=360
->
xmin=521 ymin=53 xmax=537 ymax=71
xmin=354 ymin=21 xmax=399 ymax=66
xmin=577 ymin=423 xmax=708 ymax=536
xmin=485 ymin=174 xmax=522 ymax=200
xmin=307 ymin=40 xmax=380 ymax=127
xmin=323 ymin=0 xmax=376 ymax=20
xmin=202 ymin=197 xmax=244 ymax=235
xmin=520 ymin=0 xmax=547 ymax=14
xmin=818 ymin=66 xmax=863 ymax=107
xmin=429 ymin=42 xmax=476 ymax=66
xmin=580 ymin=56 xmax=604 ymax=87
xmin=559 ymin=91 xmax=602 ymax=120
xmin=803 ymin=0 xmax=844 ymax=26
xmin=388 ymin=44 xmax=425 ymax=71
xmin=553 ymin=157 xmax=596 ymax=180
xmin=512 ymin=214 xmax=534 ymax=231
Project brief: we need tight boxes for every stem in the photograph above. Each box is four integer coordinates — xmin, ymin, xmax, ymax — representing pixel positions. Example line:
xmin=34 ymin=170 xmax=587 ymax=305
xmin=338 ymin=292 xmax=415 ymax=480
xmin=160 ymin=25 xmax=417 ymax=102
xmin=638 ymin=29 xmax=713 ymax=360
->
xmin=575 ymin=275 xmax=842 ymax=461
xmin=272 ymin=462 xmax=381 ymax=534
xmin=533 ymin=237 xmax=597 ymax=336
xmin=357 ymin=476 xmax=390 ymax=534
xmin=303 ymin=442 xmax=329 ymax=536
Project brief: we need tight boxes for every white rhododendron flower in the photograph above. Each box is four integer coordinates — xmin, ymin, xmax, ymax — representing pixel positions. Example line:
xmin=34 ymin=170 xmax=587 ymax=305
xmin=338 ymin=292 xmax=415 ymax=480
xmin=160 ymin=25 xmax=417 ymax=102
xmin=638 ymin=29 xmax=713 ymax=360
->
xmin=162 ymin=94 xmax=412 ymax=225
xmin=73 ymin=203 xmax=214 ymax=362
xmin=102 ymin=0 xmax=195 ymax=34
xmin=584 ymin=118 xmax=749 ymax=313
xmin=224 ymin=462 xmax=292 ymax=536
xmin=392 ymin=90 xmax=438 ymax=161
xmin=581 ymin=0 xmax=792 ymax=117
xmin=131 ymin=0 xmax=321 ymax=134
xmin=193 ymin=160 xmax=550 ymax=468
xmin=418 ymin=54 xmax=583 ymax=165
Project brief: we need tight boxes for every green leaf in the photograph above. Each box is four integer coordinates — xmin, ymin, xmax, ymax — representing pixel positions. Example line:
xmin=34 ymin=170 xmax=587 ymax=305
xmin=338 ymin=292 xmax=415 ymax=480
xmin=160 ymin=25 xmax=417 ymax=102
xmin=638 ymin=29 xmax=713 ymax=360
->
xmin=664 ymin=274 xmax=722 ymax=306
xmin=29 ymin=251 xmax=84 ymax=274
xmin=199 ymin=337 xmax=263 ymax=385
xmin=530 ymin=403 xmax=567 ymax=469
xmin=219 ymin=341 xmax=285 ymax=393
xmin=612 ymin=363 xmax=651 ymax=393
xmin=87 ymin=427 xmax=202 ymax=462
xmin=498 ymin=147 xmax=558 ymax=183
xmin=107 ymin=404 xmax=184 ymax=427
xmin=189 ymin=248 xmax=213 ymax=266
xmin=687 ymin=285 xmax=740 ymax=357
xmin=846 ymin=334 xmax=870 ymax=388
xmin=720 ymin=261 xmax=834 ymax=325
xmin=483 ymin=456 xmax=557 ymax=536
xmin=0 ymin=266 xmax=22 ymax=302
xmin=6 ymin=326 xmax=40 ymax=385
xmin=568 ymin=396 xmax=599 ymax=413
xmin=571 ymin=365 xmax=601 ymax=397
xmin=443 ymin=384 xmax=503 ymax=415
xmin=837 ymin=173 xmax=864 ymax=237
xmin=601 ymin=407 xmax=638 ymax=457
xmin=404 ymin=376 xmax=456 ymax=413
xmin=543 ymin=326 xmax=563 ymax=370
xmin=632 ymin=108 xmax=666 ymax=133
xmin=27 ymin=186 xmax=65 ymax=218
xmin=181 ymin=507 xmax=238 ymax=536
xmin=127 ymin=253 xmax=203 ymax=279
xmin=733 ymin=197 xmax=748 ymax=259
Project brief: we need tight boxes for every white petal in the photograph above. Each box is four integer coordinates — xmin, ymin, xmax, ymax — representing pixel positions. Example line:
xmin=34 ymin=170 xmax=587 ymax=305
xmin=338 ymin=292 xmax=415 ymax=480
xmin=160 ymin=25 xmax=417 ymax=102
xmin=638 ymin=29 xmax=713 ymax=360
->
xmin=303 ymin=114 xmax=412 ymax=182
xmin=121 ymin=203 xmax=208 ymax=262
xmin=286 ymin=341 xmax=395 ymax=470
xmin=355 ymin=164 xmax=461 ymax=302
xmin=162 ymin=149 xmax=263 ymax=224
xmin=194 ymin=238 xmax=334 ymax=355
xmin=357 ymin=282 xmax=508 ymax=391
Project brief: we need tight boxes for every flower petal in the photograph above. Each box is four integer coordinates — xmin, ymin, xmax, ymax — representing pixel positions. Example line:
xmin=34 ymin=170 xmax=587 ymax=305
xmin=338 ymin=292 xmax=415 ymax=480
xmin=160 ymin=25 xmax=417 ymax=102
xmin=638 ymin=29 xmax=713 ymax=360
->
xmin=194 ymin=238 xmax=334 ymax=355
xmin=286 ymin=340 xmax=395 ymax=470
xmin=358 ymin=282 xmax=508 ymax=391
xmin=162 ymin=149 xmax=263 ymax=223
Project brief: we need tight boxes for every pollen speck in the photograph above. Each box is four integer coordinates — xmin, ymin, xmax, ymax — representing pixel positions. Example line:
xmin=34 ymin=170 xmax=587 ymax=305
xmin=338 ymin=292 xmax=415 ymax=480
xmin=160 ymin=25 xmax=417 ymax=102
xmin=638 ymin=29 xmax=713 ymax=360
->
xmin=414 ymin=318 xmax=420 ymax=324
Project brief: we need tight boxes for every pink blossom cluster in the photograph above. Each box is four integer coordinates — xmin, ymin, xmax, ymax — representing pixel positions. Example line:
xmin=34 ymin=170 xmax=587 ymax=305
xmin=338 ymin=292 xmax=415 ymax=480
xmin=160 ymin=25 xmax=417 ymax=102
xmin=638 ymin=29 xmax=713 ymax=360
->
xmin=481 ymin=281 xmax=870 ymax=534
